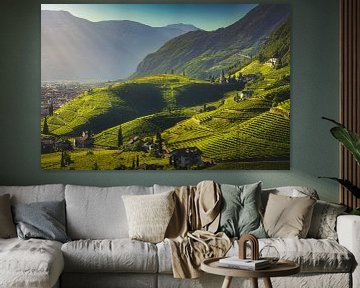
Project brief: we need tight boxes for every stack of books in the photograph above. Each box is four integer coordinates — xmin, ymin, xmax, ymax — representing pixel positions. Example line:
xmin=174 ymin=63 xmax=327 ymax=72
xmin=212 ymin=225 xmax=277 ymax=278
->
xmin=218 ymin=257 xmax=271 ymax=270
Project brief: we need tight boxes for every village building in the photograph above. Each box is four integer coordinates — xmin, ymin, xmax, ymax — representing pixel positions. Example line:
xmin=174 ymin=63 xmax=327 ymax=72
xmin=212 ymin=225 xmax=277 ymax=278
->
xmin=205 ymin=106 xmax=216 ymax=112
xmin=141 ymin=143 xmax=157 ymax=153
xmin=265 ymin=57 xmax=279 ymax=68
xmin=240 ymin=90 xmax=254 ymax=99
xmin=41 ymin=139 xmax=55 ymax=153
xmin=128 ymin=136 xmax=140 ymax=145
xmin=239 ymin=74 xmax=259 ymax=83
xmin=170 ymin=147 xmax=202 ymax=169
xmin=74 ymin=131 xmax=94 ymax=148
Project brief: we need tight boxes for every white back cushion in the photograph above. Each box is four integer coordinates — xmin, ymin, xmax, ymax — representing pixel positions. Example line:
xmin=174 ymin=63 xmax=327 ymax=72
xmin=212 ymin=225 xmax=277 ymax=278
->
xmin=0 ymin=184 xmax=65 ymax=204
xmin=261 ymin=186 xmax=319 ymax=212
xmin=153 ymin=184 xmax=176 ymax=194
xmin=65 ymin=185 xmax=153 ymax=239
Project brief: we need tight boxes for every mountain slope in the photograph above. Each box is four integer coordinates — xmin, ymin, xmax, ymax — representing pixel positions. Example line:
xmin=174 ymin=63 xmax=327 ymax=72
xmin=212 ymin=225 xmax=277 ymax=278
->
xmin=159 ymin=19 xmax=291 ymax=163
xmin=257 ymin=18 xmax=291 ymax=67
xmin=133 ymin=4 xmax=290 ymax=79
xmin=41 ymin=11 xmax=198 ymax=81
xmin=44 ymin=74 xmax=233 ymax=136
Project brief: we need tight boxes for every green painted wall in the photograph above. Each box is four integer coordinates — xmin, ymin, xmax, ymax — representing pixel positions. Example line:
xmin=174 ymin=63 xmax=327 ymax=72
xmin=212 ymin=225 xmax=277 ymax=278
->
xmin=0 ymin=0 xmax=340 ymax=202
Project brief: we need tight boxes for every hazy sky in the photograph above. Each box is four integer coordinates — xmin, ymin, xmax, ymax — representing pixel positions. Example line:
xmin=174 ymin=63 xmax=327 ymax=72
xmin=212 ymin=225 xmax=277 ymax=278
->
xmin=41 ymin=4 xmax=257 ymax=31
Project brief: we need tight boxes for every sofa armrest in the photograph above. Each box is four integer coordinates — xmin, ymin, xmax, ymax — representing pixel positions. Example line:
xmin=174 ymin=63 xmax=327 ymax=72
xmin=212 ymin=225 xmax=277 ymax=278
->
xmin=337 ymin=215 xmax=360 ymax=288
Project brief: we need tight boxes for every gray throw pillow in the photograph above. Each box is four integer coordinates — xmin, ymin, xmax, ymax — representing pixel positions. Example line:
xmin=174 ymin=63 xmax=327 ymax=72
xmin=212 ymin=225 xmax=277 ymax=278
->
xmin=12 ymin=200 xmax=70 ymax=243
xmin=0 ymin=194 xmax=16 ymax=238
xmin=218 ymin=182 xmax=266 ymax=238
xmin=307 ymin=200 xmax=347 ymax=240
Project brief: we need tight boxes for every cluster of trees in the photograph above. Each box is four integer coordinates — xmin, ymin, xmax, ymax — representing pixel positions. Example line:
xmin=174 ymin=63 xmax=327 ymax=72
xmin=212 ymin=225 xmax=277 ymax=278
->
xmin=131 ymin=155 xmax=140 ymax=169
xmin=42 ymin=102 xmax=54 ymax=135
xmin=43 ymin=116 xmax=49 ymax=134
xmin=60 ymin=150 xmax=72 ymax=167
xmin=207 ymin=70 xmax=246 ymax=86
xmin=163 ymin=69 xmax=186 ymax=76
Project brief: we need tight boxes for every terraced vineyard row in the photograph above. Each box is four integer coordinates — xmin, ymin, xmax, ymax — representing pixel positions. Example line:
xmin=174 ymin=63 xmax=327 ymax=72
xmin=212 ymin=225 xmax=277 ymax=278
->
xmin=223 ymin=97 xmax=272 ymax=111
xmin=277 ymin=99 xmax=290 ymax=110
xmin=164 ymin=123 xmax=213 ymax=144
xmin=211 ymin=110 xmax=258 ymax=121
xmin=198 ymin=134 xmax=289 ymax=161
xmin=247 ymin=71 xmax=290 ymax=98
xmin=95 ymin=112 xmax=188 ymax=147
xmin=168 ymin=137 xmax=208 ymax=150
xmin=199 ymin=118 xmax=235 ymax=131
xmin=236 ymin=111 xmax=290 ymax=143
xmin=164 ymin=108 xmax=289 ymax=161
xmin=163 ymin=107 xmax=259 ymax=145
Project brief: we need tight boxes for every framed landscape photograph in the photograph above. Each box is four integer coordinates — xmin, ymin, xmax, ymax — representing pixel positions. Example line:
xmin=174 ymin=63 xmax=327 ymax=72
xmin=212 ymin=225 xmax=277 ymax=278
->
xmin=41 ymin=4 xmax=291 ymax=170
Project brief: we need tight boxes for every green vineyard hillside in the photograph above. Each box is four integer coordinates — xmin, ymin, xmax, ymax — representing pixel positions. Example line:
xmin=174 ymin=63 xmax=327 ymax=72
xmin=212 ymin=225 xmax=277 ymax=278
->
xmin=163 ymin=101 xmax=290 ymax=162
xmin=43 ymin=74 xmax=233 ymax=136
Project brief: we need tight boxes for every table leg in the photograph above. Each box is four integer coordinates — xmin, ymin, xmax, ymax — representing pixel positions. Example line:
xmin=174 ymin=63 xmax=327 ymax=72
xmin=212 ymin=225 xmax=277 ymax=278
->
xmin=251 ymin=278 xmax=258 ymax=288
xmin=221 ymin=276 xmax=233 ymax=288
xmin=263 ymin=277 xmax=273 ymax=288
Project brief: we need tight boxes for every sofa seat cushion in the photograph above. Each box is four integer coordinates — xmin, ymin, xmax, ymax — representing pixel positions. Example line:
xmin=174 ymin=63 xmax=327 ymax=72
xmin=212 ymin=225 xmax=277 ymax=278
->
xmin=261 ymin=238 xmax=353 ymax=272
xmin=157 ymin=238 xmax=353 ymax=274
xmin=62 ymin=239 xmax=158 ymax=273
xmin=0 ymin=238 xmax=64 ymax=288
xmin=231 ymin=238 xmax=353 ymax=273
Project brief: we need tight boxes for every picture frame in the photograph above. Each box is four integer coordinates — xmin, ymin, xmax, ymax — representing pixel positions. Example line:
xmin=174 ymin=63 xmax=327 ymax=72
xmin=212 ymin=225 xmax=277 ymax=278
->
xmin=41 ymin=4 xmax=291 ymax=170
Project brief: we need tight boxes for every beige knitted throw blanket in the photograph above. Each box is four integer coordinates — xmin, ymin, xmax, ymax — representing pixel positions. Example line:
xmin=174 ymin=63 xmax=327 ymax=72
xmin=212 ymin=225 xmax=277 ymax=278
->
xmin=165 ymin=181 xmax=231 ymax=279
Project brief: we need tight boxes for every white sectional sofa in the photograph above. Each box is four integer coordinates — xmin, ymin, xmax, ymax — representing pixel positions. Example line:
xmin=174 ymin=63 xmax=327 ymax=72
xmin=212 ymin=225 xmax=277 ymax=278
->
xmin=0 ymin=184 xmax=359 ymax=288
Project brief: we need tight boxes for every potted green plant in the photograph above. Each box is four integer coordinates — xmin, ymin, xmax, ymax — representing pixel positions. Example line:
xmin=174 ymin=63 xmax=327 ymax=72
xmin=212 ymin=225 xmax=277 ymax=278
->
xmin=320 ymin=117 xmax=360 ymax=215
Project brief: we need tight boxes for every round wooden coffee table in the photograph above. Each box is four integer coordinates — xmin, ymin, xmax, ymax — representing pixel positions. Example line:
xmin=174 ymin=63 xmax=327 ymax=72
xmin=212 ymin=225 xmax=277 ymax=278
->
xmin=201 ymin=257 xmax=300 ymax=288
